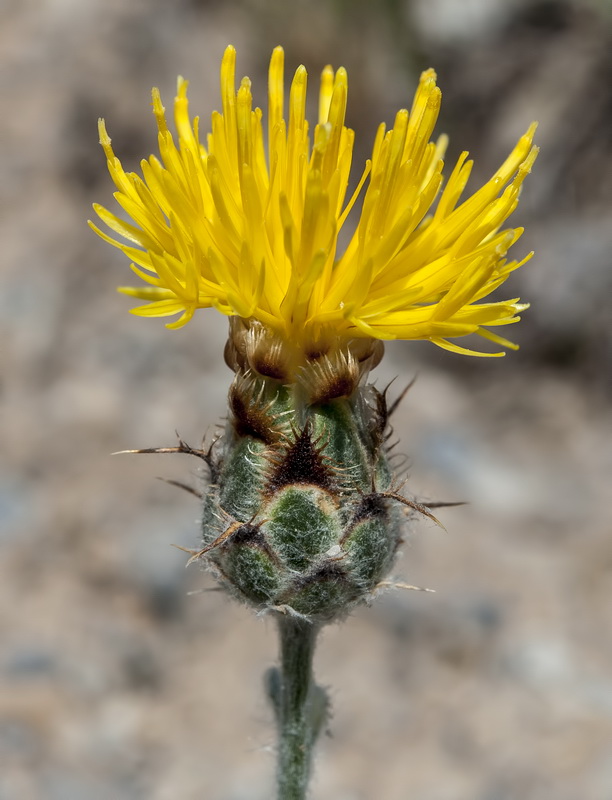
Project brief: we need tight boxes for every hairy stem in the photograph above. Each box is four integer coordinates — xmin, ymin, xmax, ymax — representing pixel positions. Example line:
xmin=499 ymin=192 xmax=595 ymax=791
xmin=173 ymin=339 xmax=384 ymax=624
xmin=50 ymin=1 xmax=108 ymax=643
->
xmin=266 ymin=617 xmax=328 ymax=799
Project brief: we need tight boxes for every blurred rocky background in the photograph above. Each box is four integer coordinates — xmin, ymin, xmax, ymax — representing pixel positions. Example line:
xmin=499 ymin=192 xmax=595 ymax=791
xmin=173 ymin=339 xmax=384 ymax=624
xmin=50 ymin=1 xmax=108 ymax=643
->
xmin=1 ymin=0 xmax=611 ymax=797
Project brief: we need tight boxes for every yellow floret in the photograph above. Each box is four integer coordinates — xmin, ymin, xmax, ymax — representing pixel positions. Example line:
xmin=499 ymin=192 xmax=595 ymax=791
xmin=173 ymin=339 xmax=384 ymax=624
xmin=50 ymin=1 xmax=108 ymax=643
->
xmin=90 ymin=45 xmax=537 ymax=356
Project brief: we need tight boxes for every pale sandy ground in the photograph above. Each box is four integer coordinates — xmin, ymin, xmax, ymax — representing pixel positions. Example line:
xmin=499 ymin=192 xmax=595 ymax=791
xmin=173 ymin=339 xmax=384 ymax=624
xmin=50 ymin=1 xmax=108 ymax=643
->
xmin=1 ymin=1 xmax=611 ymax=798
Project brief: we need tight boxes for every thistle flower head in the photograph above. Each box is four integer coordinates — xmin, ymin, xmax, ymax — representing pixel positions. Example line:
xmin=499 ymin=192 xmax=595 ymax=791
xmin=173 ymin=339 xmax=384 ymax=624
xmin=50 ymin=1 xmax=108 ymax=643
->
xmin=91 ymin=45 xmax=537 ymax=376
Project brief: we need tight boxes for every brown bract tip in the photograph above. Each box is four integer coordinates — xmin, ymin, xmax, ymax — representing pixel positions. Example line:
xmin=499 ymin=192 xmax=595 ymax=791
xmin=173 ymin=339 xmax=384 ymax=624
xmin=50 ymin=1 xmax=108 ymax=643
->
xmin=226 ymin=318 xmax=292 ymax=381
xmin=229 ymin=372 xmax=286 ymax=445
xmin=300 ymin=349 xmax=360 ymax=405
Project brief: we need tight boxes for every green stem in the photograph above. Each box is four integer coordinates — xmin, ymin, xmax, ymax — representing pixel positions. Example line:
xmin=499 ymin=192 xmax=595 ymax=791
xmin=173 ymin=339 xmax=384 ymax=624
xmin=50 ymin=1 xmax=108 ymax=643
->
xmin=266 ymin=617 xmax=328 ymax=800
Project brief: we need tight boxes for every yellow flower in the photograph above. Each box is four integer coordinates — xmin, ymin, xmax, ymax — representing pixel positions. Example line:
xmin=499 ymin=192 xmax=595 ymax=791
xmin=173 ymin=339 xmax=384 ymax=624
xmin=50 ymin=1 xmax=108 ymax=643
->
xmin=91 ymin=45 xmax=537 ymax=361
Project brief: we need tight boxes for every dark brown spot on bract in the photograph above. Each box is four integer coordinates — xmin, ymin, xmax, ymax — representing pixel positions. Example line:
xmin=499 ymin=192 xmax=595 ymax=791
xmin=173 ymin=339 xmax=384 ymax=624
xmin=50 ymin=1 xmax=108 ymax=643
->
xmin=266 ymin=425 xmax=335 ymax=494
xmin=354 ymin=492 xmax=388 ymax=522
xmin=250 ymin=353 xmax=288 ymax=380
xmin=229 ymin=384 xmax=279 ymax=445
xmin=228 ymin=523 xmax=263 ymax=547
xmin=339 ymin=493 xmax=390 ymax=545
xmin=309 ymin=374 xmax=357 ymax=405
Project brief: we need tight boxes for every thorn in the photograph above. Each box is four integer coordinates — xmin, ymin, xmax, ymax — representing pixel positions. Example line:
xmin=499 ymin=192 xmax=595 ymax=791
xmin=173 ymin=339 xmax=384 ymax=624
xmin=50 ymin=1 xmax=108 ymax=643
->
xmin=388 ymin=453 xmax=411 ymax=476
xmin=157 ymin=477 xmax=203 ymax=499
xmin=376 ymin=580 xmax=436 ymax=593
xmin=112 ymin=442 xmax=211 ymax=461
xmin=385 ymin=438 xmax=401 ymax=453
xmin=379 ymin=491 xmax=447 ymax=531
xmin=200 ymin=429 xmax=210 ymax=450
xmin=424 ymin=501 xmax=468 ymax=509
xmin=171 ymin=543 xmax=202 ymax=557
xmin=392 ymin=476 xmax=410 ymax=494
xmin=184 ymin=548 xmax=208 ymax=566
xmin=387 ymin=375 xmax=417 ymax=418
xmin=381 ymin=376 xmax=398 ymax=399
xmin=383 ymin=425 xmax=396 ymax=442
xmin=183 ymin=521 xmax=244 ymax=565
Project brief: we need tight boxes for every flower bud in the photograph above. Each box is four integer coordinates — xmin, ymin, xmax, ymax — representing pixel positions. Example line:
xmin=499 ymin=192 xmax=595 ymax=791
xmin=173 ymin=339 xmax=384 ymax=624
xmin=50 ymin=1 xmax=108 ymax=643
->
xmin=199 ymin=354 xmax=409 ymax=622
